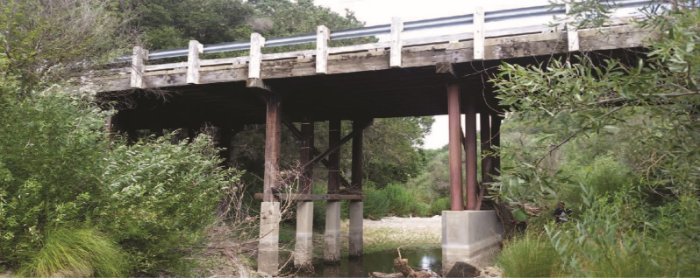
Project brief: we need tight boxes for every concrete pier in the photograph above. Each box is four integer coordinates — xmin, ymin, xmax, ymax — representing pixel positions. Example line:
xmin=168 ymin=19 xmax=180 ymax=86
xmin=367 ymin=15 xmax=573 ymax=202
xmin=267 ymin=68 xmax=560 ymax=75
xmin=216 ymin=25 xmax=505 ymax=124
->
xmin=257 ymin=201 xmax=281 ymax=276
xmin=442 ymin=210 xmax=503 ymax=275
xmin=348 ymin=201 xmax=363 ymax=257
xmin=294 ymin=201 xmax=314 ymax=269
xmin=324 ymin=201 xmax=341 ymax=263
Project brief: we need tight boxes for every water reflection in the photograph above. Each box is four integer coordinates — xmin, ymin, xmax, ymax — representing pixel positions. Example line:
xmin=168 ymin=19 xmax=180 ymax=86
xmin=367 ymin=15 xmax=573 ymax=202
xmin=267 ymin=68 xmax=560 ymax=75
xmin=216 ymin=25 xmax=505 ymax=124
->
xmin=307 ymin=247 xmax=441 ymax=277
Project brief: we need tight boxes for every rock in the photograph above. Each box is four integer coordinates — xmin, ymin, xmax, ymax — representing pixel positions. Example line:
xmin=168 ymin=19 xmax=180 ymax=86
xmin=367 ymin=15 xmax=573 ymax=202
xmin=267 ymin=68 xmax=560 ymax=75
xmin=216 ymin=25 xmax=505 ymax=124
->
xmin=444 ymin=262 xmax=481 ymax=277
xmin=371 ymin=272 xmax=405 ymax=278
xmin=478 ymin=266 xmax=503 ymax=278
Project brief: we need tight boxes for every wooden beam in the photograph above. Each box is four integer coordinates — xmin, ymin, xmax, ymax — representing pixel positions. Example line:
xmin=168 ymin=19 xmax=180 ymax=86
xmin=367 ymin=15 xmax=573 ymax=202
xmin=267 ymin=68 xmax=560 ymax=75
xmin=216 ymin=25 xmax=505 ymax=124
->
xmin=186 ymin=40 xmax=204 ymax=84
xmin=566 ymin=3 xmax=580 ymax=52
xmin=328 ymin=120 xmax=341 ymax=194
xmin=283 ymin=120 xmax=353 ymax=189
xmin=316 ymin=25 xmax=330 ymax=74
xmin=263 ymin=94 xmax=281 ymax=202
xmin=465 ymin=104 xmax=478 ymax=210
xmin=254 ymin=193 xmax=363 ymax=201
xmin=351 ymin=119 xmax=367 ymax=191
xmin=300 ymin=121 xmax=314 ymax=194
xmin=302 ymin=120 xmax=371 ymax=169
xmin=390 ymin=17 xmax=404 ymax=68
xmin=248 ymin=33 xmax=266 ymax=80
xmin=473 ymin=6 xmax=485 ymax=60
xmin=130 ymin=46 xmax=148 ymax=88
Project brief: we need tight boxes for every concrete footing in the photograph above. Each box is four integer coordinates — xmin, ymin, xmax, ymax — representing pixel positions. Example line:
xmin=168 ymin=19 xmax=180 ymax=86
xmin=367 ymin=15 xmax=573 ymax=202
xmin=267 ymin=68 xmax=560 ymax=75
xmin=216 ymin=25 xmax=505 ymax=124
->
xmin=324 ymin=201 xmax=341 ymax=263
xmin=442 ymin=210 xmax=503 ymax=276
xmin=294 ymin=201 xmax=314 ymax=269
xmin=348 ymin=201 xmax=363 ymax=257
xmin=258 ymin=202 xmax=281 ymax=275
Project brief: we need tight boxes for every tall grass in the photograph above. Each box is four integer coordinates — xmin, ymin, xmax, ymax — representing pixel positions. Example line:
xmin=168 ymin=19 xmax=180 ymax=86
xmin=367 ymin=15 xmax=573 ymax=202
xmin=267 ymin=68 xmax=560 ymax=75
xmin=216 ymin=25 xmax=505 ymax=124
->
xmin=496 ymin=231 xmax=561 ymax=277
xmin=19 ymin=228 xmax=127 ymax=277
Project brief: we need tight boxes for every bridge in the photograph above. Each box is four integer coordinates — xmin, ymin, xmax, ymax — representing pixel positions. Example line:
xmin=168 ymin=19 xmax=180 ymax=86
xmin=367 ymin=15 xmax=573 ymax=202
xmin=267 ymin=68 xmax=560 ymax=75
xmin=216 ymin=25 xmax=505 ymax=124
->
xmin=79 ymin=1 xmax=656 ymax=275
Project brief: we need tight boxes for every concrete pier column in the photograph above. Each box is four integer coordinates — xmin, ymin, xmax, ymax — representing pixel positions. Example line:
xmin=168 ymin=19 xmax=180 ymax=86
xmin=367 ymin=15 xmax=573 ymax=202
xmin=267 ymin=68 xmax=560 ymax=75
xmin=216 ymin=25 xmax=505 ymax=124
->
xmin=257 ymin=94 xmax=281 ymax=275
xmin=447 ymin=83 xmax=464 ymax=210
xmin=348 ymin=201 xmax=363 ymax=257
xmin=442 ymin=210 xmax=503 ymax=276
xmin=294 ymin=201 xmax=314 ymax=269
xmin=258 ymin=201 xmax=281 ymax=275
xmin=324 ymin=201 xmax=341 ymax=262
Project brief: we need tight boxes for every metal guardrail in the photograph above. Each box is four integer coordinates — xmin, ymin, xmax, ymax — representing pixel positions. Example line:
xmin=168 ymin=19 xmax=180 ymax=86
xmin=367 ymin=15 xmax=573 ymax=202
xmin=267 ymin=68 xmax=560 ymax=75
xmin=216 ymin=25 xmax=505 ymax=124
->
xmin=116 ymin=0 xmax=655 ymax=63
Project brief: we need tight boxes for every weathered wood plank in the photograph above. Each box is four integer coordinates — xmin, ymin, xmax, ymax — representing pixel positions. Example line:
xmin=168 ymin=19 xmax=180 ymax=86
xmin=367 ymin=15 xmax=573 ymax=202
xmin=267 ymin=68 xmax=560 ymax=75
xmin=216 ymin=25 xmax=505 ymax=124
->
xmin=130 ymin=46 xmax=148 ymax=88
xmin=316 ymin=25 xmax=330 ymax=74
xmin=187 ymin=40 xmax=204 ymax=84
xmin=87 ymin=23 xmax=651 ymax=92
xmin=473 ymin=7 xmax=485 ymax=60
xmin=248 ymin=33 xmax=265 ymax=80
xmin=566 ymin=4 xmax=580 ymax=52
xmin=390 ymin=17 xmax=403 ymax=68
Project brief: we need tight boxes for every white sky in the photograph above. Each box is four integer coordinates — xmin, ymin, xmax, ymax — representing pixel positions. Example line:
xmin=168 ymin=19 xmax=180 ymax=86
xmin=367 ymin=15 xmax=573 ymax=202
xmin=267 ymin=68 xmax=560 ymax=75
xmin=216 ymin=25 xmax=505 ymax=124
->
xmin=313 ymin=0 xmax=547 ymax=149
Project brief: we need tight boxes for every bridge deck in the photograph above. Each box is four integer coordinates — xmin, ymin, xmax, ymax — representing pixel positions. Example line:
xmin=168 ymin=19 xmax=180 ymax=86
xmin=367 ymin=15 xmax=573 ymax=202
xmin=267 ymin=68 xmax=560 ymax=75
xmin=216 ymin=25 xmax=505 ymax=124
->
xmin=85 ymin=20 xmax=651 ymax=129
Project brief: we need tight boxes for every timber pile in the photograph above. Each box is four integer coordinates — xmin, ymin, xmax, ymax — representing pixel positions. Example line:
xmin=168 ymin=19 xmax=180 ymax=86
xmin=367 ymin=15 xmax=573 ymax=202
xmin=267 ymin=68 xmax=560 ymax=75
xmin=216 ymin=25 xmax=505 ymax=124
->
xmin=370 ymin=248 xmax=439 ymax=278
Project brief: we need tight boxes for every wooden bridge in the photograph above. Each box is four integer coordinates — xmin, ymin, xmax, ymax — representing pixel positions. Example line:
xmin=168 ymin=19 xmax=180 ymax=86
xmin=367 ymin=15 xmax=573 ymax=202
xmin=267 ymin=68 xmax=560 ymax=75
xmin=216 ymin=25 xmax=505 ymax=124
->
xmin=80 ymin=1 xmax=656 ymax=275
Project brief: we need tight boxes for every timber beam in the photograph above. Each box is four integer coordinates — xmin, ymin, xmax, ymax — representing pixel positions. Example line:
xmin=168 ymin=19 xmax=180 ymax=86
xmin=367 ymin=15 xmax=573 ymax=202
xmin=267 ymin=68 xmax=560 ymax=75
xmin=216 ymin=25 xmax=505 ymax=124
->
xmin=302 ymin=120 xmax=373 ymax=169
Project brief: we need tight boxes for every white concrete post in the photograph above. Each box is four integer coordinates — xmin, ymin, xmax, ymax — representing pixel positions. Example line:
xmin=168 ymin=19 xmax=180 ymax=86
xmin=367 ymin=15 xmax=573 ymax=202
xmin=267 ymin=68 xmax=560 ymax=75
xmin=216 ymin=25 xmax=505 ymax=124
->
xmin=324 ymin=201 xmax=341 ymax=263
xmin=257 ymin=201 xmax=280 ymax=275
xmin=390 ymin=17 xmax=404 ymax=68
xmin=186 ymin=40 xmax=204 ymax=84
xmin=316 ymin=25 xmax=330 ymax=74
xmin=130 ymin=46 xmax=148 ymax=88
xmin=473 ymin=7 xmax=485 ymax=60
xmin=294 ymin=201 xmax=314 ymax=269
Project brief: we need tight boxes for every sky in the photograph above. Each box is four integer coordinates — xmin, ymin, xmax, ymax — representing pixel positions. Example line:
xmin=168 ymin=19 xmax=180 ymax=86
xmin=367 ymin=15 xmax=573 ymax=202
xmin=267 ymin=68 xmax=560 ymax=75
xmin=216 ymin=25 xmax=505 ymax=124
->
xmin=313 ymin=0 xmax=549 ymax=149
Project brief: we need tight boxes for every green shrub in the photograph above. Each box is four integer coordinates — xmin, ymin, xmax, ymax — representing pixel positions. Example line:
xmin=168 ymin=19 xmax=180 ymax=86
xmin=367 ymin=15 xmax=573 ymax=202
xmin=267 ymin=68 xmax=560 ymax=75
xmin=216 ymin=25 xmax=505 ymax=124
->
xmin=497 ymin=231 xmax=561 ymax=277
xmin=99 ymin=135 xmax=239 ymax=274
xmin=19 ymin=228 xmax=127 ymax=277
xmin=429 ymin=197 xmax=450 ymax=216
xmin=0 ymin=92 xmax=108 ymax=267
xmin=363 ymin=186 xmax=390 ymax=219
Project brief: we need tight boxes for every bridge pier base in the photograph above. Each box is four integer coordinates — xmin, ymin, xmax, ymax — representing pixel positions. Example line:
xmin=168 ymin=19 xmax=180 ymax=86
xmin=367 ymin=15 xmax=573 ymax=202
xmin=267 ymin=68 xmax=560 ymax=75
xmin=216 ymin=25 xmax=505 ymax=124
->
xmin=441 ymin=210 xmax=503 ymax=276
xmin=324 ymin=201 xmax=342 ymax=263
xmin=348 ymin=201 xmax=363 ymax=257
xmin=294 ymin=201 xmax=314 ymax=269
xmin=258 ymin=201 xmax=281 ymax=276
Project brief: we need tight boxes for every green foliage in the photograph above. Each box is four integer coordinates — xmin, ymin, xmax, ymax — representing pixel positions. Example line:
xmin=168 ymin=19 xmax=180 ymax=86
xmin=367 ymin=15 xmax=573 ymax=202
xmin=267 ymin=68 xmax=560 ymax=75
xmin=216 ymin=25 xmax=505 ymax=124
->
xmin=0 ymin=0 xmax=128 ymax=92
xmin=361 ymin=183 xmax=431 ymax=219
xmin=19 ymin=228 xmax=127 ymax=277
xmin=492 ymin=3 xmax=700 ymax=276
xmin=99 ymin=135 xmax=239 ymax=274
xmin=497 ymin=231 xmax=561 ymax=277
xmin=0 ymin=90 xmax=108 ymax=267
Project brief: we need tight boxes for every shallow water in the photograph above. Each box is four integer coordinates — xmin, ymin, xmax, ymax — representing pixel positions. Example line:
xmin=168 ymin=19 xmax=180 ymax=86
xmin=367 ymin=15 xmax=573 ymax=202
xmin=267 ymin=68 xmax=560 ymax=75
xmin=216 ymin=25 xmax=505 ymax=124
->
xmin=303 ymin=247 xmax=441 ymax=277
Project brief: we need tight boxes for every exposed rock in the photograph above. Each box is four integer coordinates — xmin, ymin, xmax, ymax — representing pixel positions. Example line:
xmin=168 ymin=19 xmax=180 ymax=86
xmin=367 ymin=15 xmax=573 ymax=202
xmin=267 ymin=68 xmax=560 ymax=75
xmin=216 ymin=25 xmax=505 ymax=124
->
xmin=371 ymin=272 xmax=405 ymax=278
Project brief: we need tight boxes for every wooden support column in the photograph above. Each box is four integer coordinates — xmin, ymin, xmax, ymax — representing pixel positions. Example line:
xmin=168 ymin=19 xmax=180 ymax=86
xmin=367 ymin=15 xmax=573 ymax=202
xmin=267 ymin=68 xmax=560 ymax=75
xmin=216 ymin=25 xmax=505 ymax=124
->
xmin=325 ymin=119 xmax=341 ymax=263
xmin=492 ymin=116 xmax=502 ymax=176
xmin=447 ymin=84 xmax=464 ymax=211
xmin=130 ymin=46 xmax=148 ymax=89
xmin=479 ymin=113 xmax=493 ymax=210
xmin=300 ymin=121 xmax=315 ymax=194
xmin=258 ymin=94 xmax=281 ymax=275
xmin=465 ymin=104 xmax=478 ymax=210
xmin=327 ymin=120 xmax=341 ymax=194
xmin=349 ymin=119 xmax=365 ymax=258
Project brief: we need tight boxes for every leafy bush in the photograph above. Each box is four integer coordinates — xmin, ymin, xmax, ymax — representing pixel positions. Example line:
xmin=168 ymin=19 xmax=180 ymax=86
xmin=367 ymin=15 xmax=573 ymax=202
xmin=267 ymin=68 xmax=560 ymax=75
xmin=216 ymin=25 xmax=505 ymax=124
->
xmin=99 ymin=135 xmax=239 ymax=274
xmin=19 ymin=228 xmax=127 ymax=277
xmin=428 ymin=197 xmax=450 ymax=216
xmin=497 ymin=231 xmax=561 ymax=277
xmin=0 ymin=91 xmax=108 ymax=267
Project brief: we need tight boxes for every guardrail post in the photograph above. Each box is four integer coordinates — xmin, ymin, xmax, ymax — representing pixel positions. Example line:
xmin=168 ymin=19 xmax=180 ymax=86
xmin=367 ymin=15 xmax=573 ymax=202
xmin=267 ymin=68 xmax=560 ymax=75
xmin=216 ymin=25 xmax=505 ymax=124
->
xmin=187 ymin=40 xmax=204 ymax=84
xmin=130 ymin=46 xmax=148 ymax=88
xmin=390 ymin=17 xmax=403 ymax=68
xmin=566 ymin=3 xmax=580 ymax=52
xmin=316 ymin=25 xmax=330 ymax=74
xmin=249 ymin=33 xmax=266 ymax=80
xmin=473 ymin=7 xmax=485 ymax=60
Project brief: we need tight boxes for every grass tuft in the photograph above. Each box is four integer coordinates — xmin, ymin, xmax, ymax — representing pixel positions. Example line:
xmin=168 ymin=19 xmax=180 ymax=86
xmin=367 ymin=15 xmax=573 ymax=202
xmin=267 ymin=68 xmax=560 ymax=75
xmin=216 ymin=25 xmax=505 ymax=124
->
xmin=496 ymin=231 xmax=561 ymax=277
xmin=19 ymin=228 xmax=127 ymax=277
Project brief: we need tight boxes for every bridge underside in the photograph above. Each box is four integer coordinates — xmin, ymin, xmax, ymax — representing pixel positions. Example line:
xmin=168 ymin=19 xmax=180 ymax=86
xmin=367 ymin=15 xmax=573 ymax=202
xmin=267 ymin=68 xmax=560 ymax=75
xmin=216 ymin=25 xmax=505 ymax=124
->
xmin=96 ymin=48 xmax=645 ymax=274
